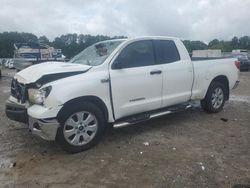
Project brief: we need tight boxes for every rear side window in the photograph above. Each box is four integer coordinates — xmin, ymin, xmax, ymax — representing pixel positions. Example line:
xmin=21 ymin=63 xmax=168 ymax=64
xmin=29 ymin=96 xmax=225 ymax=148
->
xmin=114 ymin=40 xmax=155 ymax=69
xmin=154 ymin=40 xmax=180 ymax=64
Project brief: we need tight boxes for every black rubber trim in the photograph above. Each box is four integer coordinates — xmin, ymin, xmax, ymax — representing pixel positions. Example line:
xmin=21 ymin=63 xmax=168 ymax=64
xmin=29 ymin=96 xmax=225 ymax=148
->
xmin=150 ymin=70 xmax=162 ymax=75
xmin=35 ymin=70 xmax=90 ymax=86
xmin=115 ymin=102 xmax=191 ymax=124
xmin=5 ymin=100 xmax=28 ymax=124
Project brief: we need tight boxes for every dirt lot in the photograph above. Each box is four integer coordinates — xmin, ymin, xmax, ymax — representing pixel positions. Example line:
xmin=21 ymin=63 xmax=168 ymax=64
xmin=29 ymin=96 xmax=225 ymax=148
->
xmin=0 ymin=68 xmax=249 ymax=188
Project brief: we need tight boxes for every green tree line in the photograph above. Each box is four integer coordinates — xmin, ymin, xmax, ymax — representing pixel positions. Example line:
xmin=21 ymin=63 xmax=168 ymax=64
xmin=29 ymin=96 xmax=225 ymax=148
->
xmin=0 ymin=32 xmax=126 ymax=58
xmin=183 ymin=36 xmax=250 ymax=53
xmin=0 ymin=32 xmax=250 ymax=58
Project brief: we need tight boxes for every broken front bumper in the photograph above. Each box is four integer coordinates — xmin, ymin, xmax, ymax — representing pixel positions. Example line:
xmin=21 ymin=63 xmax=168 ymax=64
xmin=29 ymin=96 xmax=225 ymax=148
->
xmin=5 ymin=99 xmax=28 ymax=123
xmin=28 ymin=117 xmax=59 ymax=141
xmin=5 ymin=99 xmax=61 ymax=141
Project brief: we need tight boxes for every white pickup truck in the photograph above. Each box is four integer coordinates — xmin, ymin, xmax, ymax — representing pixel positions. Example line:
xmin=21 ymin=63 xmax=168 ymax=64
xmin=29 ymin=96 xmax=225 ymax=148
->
xmin=6 ymin=36 xmax=240 ymax=153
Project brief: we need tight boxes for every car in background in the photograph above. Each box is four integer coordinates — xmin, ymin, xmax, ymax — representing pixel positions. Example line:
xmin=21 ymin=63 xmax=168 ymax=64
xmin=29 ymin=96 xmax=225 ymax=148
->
xmin=1 ymin=59 xmax=6 ymax=66
xmin=234 ymin=54 xmax=250 ymax=71
xmin=4 ymin=59 xmax=9 ymax=67
xmin=0 ymin=59 xmax=2 ymax=78
xmin=8 ymin=59 xmax=14 ymax=69
xmin=0 ymin=59 xmax=15 ymax=69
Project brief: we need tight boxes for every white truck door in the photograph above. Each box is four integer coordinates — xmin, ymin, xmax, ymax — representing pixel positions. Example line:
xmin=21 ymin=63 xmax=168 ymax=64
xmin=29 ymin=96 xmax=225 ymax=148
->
xmin=110 ymin=40 xmax=163 ymax=119
xmin=153 ymin=40 xmax=193 ymax=107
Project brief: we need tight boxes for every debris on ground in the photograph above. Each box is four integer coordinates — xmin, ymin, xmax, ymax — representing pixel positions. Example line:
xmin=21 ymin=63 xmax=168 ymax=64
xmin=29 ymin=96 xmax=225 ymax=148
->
xmin=201 ymin=166 xmax=205 ymax=171
xmin=143 ymin=142 xmax=149 ymax=146
xmin=0 ymin=159 xmax=16 ymax=169
xmin=9 ymin=162 xmax=16 ymax=168
xmin=1 ymin=69 xmax=250 ymax=187
xmin=199 ymin=162 xmax=205 ymax=171
xmin=154 ymin=141 xmax=160 ymax=145
xmin=220 ymin=118 xmax=228 ymax=122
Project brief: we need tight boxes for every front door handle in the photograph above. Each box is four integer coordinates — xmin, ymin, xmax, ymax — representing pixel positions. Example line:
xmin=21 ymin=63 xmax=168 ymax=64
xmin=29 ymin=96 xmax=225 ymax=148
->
xmin=150 ymin=70 xmax=162 ymax=75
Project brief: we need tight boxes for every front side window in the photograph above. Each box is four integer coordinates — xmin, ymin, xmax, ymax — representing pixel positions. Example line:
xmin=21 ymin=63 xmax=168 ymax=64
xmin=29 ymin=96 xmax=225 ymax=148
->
xmin=114 ymin=40 xmax=155 ymax=69
xmin=69 ymin=40 xmax=125 ymax=66
xmin=154 ymin=40 xmax=180 ymax=64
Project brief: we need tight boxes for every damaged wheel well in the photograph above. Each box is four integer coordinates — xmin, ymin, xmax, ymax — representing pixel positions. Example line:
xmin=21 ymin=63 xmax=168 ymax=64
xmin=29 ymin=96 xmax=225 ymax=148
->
xmin=57 ymin=96 xmax=109 ymax=124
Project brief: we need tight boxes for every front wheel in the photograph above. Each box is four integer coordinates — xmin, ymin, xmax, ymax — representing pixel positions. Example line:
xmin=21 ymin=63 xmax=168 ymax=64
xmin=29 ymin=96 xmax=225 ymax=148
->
xmin=56 ymin=102 xmax=105 ymax=153
xmin=200 ymin=81 xmax=226 ymax=113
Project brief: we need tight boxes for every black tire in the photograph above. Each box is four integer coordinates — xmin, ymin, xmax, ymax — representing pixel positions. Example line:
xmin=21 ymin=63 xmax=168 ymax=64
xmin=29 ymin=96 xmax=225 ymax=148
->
xmin=200 ymin=81 xmax=226 ymax=113
xmin=56 ymin=102 xmax=105 ymax=153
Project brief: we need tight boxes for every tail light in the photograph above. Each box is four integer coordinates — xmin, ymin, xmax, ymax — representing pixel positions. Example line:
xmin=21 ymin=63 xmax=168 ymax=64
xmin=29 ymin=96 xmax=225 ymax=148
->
xmin=235 ymin=60 xmax=240 ymax=70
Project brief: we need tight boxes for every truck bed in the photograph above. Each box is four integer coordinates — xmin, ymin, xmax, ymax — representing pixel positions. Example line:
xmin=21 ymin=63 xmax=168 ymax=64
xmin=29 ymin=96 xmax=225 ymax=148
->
xmin=190 ymin=57 xmax=238 ymax=100
xmin=191 ymin=57 xmax=234 ymax=61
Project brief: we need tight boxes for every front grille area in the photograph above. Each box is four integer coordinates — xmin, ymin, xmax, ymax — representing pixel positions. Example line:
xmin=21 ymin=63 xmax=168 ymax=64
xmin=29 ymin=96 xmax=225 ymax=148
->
xmin=11 ymin=79 xmax=27 ymax=103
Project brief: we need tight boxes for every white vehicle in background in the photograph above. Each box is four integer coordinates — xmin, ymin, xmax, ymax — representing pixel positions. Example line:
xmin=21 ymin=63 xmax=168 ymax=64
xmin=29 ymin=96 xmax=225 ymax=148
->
xmin=232 ymin=49 xmax=248 ymax=56
xmin=6 ymin=36 xmax=239 ymax=153
xmin=8 ymin=59 xmax=14 ymax=69
xmin=4 ymin=59 xmax=9 ymax=67
xmin=192 ymin=49 xmax=222 ymax=58
xmin=0 ymin=59 xmax=2 ymax=78
xmin=2 ymin=59 xmax=14 ymax=69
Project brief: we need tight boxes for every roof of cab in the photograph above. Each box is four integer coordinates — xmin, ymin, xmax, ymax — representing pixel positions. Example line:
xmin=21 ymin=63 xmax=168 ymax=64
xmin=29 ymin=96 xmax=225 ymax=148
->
xmin=99 ymin=36 xmax=179 ymax=44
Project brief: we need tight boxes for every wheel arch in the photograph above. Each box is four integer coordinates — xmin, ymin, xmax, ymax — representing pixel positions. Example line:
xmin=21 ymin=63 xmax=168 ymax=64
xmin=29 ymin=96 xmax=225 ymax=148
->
xmin=56 ymin=96 xmax=109 ymax=124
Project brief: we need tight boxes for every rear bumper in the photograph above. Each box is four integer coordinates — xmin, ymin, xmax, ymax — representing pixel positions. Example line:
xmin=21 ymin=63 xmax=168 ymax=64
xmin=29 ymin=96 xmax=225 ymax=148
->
xmin=5 ymin=100 xmax=28 ymax=124
xmin=232 ymin=80 xmax=240 ymax=90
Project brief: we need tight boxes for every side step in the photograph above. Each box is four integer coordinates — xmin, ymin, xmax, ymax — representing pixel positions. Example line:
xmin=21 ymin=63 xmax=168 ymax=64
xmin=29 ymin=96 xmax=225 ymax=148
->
xmin=113 ymin=103 xmax=192 ymax=128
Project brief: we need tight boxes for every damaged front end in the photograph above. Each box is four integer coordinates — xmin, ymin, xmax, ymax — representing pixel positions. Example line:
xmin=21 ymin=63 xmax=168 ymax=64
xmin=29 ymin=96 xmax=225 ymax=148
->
xmin=5 ymin=67 xmax=90 ymax=140
xmin=6 ymin=79 xmax=29 ymax=123
xmin=11 ymin=70 xmax=88 ymax=102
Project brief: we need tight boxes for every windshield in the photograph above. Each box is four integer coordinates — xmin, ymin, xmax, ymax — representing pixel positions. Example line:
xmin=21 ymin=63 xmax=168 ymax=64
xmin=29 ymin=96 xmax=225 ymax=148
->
xmin=69 ymin=40 xmax=125 ymax=66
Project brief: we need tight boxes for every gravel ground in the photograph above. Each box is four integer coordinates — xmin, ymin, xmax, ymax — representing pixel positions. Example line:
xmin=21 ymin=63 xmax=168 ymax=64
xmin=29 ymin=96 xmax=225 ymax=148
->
xmin=0 ymin=68 xmax=249 ymax=188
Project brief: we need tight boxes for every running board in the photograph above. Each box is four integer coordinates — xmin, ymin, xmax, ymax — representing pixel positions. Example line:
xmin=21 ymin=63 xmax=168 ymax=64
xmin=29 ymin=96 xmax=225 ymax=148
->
xmin=113 ymin=103 xmax=192 ymax=128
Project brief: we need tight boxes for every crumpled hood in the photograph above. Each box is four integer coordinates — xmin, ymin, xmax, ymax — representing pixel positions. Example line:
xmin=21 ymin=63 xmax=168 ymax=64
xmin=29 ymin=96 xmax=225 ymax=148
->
xmin=15 ymin=62 xmax=91 ymax=84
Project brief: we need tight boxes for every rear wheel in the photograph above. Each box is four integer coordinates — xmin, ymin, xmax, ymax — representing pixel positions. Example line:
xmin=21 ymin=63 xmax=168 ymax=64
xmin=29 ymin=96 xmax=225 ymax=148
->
xmin=56 ymin=102 xmax=105 ymax=153
xmin=200 ymin=81 xmax=226 ymax=113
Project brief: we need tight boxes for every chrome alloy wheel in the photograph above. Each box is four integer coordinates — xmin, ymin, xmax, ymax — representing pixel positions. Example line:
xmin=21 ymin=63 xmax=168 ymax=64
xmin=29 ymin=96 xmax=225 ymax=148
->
xmin=211 ymin=87 xmax=224 ymax=109
xmin=63 ymin=111 xmax=98 ymax=146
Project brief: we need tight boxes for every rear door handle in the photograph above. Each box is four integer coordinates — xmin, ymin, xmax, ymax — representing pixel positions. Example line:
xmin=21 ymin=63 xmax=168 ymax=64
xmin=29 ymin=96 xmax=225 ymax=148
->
xmin=150 ymin=70 xmax=162 ymax=75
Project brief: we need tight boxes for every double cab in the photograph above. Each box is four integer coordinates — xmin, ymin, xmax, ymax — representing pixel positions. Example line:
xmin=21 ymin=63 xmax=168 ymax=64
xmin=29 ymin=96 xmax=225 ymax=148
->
xmin=6 ymin=36 xmax=239 ymax=153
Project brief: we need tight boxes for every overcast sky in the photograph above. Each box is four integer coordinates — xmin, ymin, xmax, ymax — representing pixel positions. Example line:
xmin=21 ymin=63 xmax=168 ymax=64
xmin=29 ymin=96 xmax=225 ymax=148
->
xmin=0 ymin=0 xmax=249 ymax=42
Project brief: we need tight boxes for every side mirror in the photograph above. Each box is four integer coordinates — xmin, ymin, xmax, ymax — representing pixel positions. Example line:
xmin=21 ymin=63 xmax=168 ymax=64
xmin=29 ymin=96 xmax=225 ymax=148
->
xmin=113 ymin=59 xmax=122 ymax=69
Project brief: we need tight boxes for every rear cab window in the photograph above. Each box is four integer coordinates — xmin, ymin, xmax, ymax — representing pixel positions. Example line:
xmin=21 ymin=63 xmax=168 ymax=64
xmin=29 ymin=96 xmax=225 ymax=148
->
xmin=154 ymin=40 xmax=180 ymax=64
